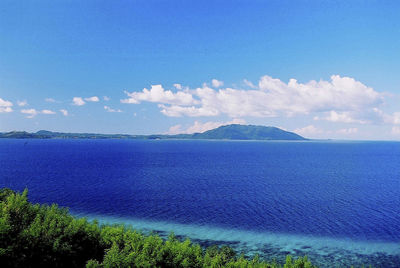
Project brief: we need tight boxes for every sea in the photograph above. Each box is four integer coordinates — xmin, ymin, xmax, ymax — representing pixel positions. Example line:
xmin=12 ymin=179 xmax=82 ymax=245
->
xmin=0 ymin=139 xmax=399 ymax=267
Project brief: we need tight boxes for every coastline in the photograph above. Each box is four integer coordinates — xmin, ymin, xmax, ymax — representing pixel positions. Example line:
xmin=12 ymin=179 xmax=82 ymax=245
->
xmin=75 ymin=212 xmax=400 ymax=268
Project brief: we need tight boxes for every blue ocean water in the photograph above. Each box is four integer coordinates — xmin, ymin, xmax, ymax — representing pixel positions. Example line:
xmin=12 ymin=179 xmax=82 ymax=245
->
xmin=0 ymin=139 xmax=399 ymax=267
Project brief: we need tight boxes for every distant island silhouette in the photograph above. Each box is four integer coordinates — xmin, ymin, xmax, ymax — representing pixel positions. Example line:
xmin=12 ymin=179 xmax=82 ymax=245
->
xmin=0 ymin=124 xmax=306 ymax=141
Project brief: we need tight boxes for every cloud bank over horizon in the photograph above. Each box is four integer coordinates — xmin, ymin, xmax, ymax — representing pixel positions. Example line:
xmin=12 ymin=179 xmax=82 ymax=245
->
xmin=121 ymin=75 xmax=392 ymax=125
xmin=116 ymin=74 xmax=400 ymax=138
xmin=2 ymin=74 xmax=400 ymax=139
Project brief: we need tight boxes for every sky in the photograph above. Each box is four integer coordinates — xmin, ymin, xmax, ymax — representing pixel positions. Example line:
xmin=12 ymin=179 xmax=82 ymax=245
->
xmin=1 ymin=0 xmax=400 ymax=140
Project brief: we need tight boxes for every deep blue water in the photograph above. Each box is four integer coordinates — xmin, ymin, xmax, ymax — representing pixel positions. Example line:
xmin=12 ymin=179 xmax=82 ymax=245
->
xmin=1 ymin=139 xmax=399 ymax=267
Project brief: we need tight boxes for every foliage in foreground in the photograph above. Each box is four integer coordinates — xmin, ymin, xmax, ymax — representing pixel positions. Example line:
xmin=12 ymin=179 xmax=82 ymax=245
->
xmin=0 ymin=188 xmax=315 ymax=267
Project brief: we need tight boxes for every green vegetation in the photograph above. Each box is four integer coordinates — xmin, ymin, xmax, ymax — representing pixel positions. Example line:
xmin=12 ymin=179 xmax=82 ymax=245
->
xmin=0 ymin=131 xmax=39 ymax=139
xmin=0 ymin=124 xmax=306 ymax=141
xmin=190 ymin=124 xmax=306 ymax=140
xmin=0 ymin=188 xmax=315 ymax=267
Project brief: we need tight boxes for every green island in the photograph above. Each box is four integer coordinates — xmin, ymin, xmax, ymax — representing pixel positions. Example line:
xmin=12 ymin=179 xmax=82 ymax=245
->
xmin=0 ymin=124 xmax=306 ymax=141
xmin=0 ymin=188 xmax=315 ymax=268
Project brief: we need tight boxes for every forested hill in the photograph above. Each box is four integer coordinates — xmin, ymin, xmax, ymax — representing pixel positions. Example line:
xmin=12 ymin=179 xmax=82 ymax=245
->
xmin=190 ymin=124 xmax=306 ymax=140
xmin=0 ymin=124 xmax=306 ymax=141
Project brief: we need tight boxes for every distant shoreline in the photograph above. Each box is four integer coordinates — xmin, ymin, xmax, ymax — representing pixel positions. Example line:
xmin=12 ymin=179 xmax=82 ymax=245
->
xmin=0 ymin=124 xmax=307 ymax=141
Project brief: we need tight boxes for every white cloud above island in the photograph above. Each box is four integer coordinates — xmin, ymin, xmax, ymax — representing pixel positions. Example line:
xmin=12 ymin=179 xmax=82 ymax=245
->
xmin=0 ymin=98 xmax=13 ymax=113
xmin=121 ymin=75 xmax=385 ymax=122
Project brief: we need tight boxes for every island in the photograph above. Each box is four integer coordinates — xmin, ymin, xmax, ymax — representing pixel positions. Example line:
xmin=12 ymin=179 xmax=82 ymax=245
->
xmin=0 ymin=124 xmax=306 ymax=141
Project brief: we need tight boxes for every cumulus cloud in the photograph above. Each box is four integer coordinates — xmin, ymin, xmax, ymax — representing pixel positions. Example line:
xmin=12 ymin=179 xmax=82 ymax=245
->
xmin=103 ymin=96 xmax=110 ymax=101
xmin=60 ymin=109 xmax=68 ymax=116
xmin=0 ymin=107 xmax=13 ymax=113
xmin=41 ymin=109 xmax=56 ymax=115
xmin=72 ymin=97 xmax=85 ymax=106
xmin=173 ymin=84 xmax=182 ymax=90
xmin=104 ymin=106 xmax=122 ymax=113
xmin=85 ymin=96 xmax=99 ymax=102
xmin=167 ymin=118 xmax=246 ymax=134
xmin=257 ymin=75 xmax=382 ymax=115
xmin=72 ymin=96 xmax=99 ymax=106
xmin=21 ymin=109 xmax=56 ymax=118
xmin=21 ymin=109 xmax=38 ymax=118
xmin=17 ymin=100 xmax=27 ymax=107
xmin=123 ymin=75 xmax=383 ymax=120
xmin=0 ymin=98 xmax=13 ymax=113
xmin=211 ymin=79 xmax=224 ymax=88
xmin=121 ymin=85 xmax=195 ymax=106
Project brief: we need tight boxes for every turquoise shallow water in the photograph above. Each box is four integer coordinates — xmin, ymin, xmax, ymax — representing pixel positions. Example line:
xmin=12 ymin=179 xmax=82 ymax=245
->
xmin=1 ymin=139 xmax=400 ymax=267
xmin=77 ymin=213 xmax=400 ymax=267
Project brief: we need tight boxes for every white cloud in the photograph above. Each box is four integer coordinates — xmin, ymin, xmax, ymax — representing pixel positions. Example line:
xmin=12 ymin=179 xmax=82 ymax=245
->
xmin=103 ymin=96 xmax=110 ymax=101
xmin=315 ymin=111 xmax=368 ymax=124
xmin=17 ymin=100 xmax=27 ymax=107
xmin=45 ymin=98 xmax=56 ymax=103
xmin=41 ymin=109 xmax=56 ymax=115
xmin=121 ymin=85 xmax=196 ymax=106
xmin=257 ymin=75 xmax=382 ymax=115
xmin=293 ymin=125 xmax=323 ymax=135
xmin=167 ymin=124 xmax=183 ymax=135
xmin=243 ymin=79 xmax=257 ymax=89
xmin=72 ymin=97 xmax=85 ymax=106
xmin=211 ymin=79 xmax=224 ymax=88
xmin=337 ymin=128 xmax=358 ymax=134
xmin=126 ymin=75 xmax=383 ymax=119
xmin=21 ymin=109 xmax=38 ymax=118
xmin=0 ymin=107 xmax=12 ymax=113
xmin=159 ymin=104 xmax=219 ymax=117
xmin=390 ymin=113 xmax=400 ymax=124
xmin=167 ymin=118 xmax=246 ymax=134
xmin=60 ymin=109 xmax=68 ymax=116
xmin=199 ymin=86 xmax=277 ymax=117
xmin=391 ymin=126 xmax=400 ymax=135
xmin=0 ymin=98 xmax=13 ymax=113
xmin=294 ymin=125 xmax=359 ymax=138
xmin=104 ymin=106 xmax=122 ymax=113
xmin=85 ymin=96 xmax=99 ymax=102
xmin=21 ymin=108 xmax=56 ymax=118
xmin=72 ymin=96 xmax=99 ymax=105
xmin=160 ymin=85 xmax=277 ymax=118
xmin=373 ymin=108 xmax=400 ymax=125
xmin=293 ymin=125 xmax=358 ymax=138
xmin=173 ymin=84 xmax=182 ymax=90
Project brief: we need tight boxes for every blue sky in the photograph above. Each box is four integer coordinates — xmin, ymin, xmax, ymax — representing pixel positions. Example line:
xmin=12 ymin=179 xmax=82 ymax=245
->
xmin=1 ymin=1 xmax=400 ymax=139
